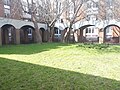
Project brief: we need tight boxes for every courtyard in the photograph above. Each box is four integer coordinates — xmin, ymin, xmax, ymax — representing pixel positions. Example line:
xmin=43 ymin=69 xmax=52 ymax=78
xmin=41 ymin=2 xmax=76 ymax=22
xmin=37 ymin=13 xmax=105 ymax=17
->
xmin=0 ymin=43 xmax=120 ymax=90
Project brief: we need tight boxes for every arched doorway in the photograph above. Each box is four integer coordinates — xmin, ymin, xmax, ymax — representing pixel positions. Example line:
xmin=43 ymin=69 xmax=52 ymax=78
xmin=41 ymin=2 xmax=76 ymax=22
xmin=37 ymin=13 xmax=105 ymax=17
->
xmin=104 ymin=24 xmax=120 ymax=43
xmin=40 ymin=28 xmax=46 ymax=42
xmin=79 ymin=25 xmax=98 ymax=43
xmin=20 ymin=25 xmax=35 ymax=44
xmin=1 ymin=24 xmax=16 ymax=45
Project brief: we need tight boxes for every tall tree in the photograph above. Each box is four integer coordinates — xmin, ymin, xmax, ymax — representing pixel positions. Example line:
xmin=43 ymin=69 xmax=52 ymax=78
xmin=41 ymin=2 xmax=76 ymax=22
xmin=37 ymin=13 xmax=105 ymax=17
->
xmin=36 ymin=0 xmax=71 ymax=42
xmin=62 ymin=0 xmax=86 ymax=43
xmin=20 ymin=0 xmax=42 ymax=43
xmin=98 ymin=0 xmax=120 ymax=21
xmin=112 ymin=0 xmax=120 ymax=20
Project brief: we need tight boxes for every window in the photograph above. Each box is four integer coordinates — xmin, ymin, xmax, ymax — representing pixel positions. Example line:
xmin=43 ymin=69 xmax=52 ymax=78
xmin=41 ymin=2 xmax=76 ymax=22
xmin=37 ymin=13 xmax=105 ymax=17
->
xmin=27 ymin=28 xmax=33 ymax=40
xmin=28 ymin=28 xmax=32 ymax=34
xmin=91 ymin=15 xmax=97 ymax=21
xmin=86 ymin=28 xmax=88 ymax=33
xmin=106 ymin=0 xmax=112 ymax=6
xmin=89 ymin=28 xmax=91 ymax=33
xmin=4 ymin=0 xmax=10 ymax=5
xmin=86 ymin=15 xmax=90 ymax=21
xmin=87 ymin=2 xmax=92 ymax=8
xmin=93 ymin=2 xmax=98 ymax=8
xmin=4 ymin=13 xmax=10 ymax=18
xmin=86 ymin=28 xmax=91 ymax=33
xmin=106 ymin=27 xmax=112 ymax=34
xmin=92 ymin=28 xmax=94 ymax=33
xmin=4 ymin=8 xmax=10 ymax=18
xmin=54 ymin=28 xmax=61 ymax=35
xmin=54 ymin=28 xmax=59 ymax=34
xmin=86 ymin=27 xmax=94 ymax=33
xmin=23 ymin=4 xmax=29 ymax=13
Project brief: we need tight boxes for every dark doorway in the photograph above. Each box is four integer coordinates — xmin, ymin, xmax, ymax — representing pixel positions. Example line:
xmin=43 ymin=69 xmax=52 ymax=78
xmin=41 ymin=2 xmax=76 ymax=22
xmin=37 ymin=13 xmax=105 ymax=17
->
xmin=40 ymin=28 xmax=46 ymax=42
xmin=1 ymin=24 xmax=16 ymax=45
xmin=20 ymin=25 xmax=35 ymax=44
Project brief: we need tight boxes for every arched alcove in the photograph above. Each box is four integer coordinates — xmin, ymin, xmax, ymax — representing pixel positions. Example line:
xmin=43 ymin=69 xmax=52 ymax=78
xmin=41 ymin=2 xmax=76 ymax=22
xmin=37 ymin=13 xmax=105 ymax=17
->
xmin=79 ymin=25 xmax=98 ymax=42
xmin=20 ymin=25 xmax=35 ymax=44
xmin=103 ymin=24 xmax=120 ymax=43
xmin=1 ymin=24 xmax=16 ymax=45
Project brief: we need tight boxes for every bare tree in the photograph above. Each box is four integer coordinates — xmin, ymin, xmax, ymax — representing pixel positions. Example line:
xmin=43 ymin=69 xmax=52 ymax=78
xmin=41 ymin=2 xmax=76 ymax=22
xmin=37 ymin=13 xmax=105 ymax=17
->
xmin=98 ymin=0 xmax=120 ymax=21
xmin=98 ymin=0 xmax=120 ymax=43
xmin=22 ymin=0 xmax=42 ymax=43
xmin=98 ymin=0 xmax=106 ymax=20
xmin=9 ymin=0 xmax=71 ymax=42
xmin=113 ymin=0 xmax=120 ymax=20
xmin=62 ymin=0 xmax=86 ymax=43
xmin=36 ymin=0 xmax=71 ymax=42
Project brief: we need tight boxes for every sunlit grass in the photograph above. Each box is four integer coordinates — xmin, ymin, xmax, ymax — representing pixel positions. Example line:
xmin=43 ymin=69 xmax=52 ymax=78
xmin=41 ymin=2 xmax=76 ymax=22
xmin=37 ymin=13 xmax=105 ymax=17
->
xmin=0 ymin=43 xmax=120 ymax=90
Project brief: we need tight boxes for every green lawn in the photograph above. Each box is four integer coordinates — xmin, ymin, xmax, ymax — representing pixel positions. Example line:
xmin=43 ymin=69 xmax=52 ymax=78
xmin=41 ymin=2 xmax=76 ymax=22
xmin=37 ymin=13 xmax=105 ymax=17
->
xmin=0 ymin=43 xmax=120 ymax=90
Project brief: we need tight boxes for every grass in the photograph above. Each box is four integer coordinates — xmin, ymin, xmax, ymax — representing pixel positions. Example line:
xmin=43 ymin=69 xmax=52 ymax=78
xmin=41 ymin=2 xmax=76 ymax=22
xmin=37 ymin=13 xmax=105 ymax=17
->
xmin=0 ymin=43 xmax=120 ymax=90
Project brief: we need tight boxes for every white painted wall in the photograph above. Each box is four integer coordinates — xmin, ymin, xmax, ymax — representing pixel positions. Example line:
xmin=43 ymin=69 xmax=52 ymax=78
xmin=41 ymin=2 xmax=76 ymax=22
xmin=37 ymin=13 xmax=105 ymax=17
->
xmin=0 ymin=17 xmax=47 ymax=30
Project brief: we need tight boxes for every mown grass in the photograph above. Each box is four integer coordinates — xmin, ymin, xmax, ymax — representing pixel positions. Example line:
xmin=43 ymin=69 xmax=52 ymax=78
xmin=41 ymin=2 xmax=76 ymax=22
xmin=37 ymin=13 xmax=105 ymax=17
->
xmin=0 ymin=43 xmax=120 ymax=90
xmin=77 ymin=43 xmax=120 ymax=53
xmin=0 ymin=43 xmax=69 ymax=54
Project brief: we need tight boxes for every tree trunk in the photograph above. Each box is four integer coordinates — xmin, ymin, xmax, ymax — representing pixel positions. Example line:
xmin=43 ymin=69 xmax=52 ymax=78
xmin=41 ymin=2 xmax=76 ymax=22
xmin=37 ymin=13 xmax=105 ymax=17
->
xmin=48 ymin=24 xmax=55 ymax=42
xmin=47 ymin=26 xmax=51 ymax=42
xmin=31 ymin=14 xmax=42 ymax=43
xmin=69 ymin=23 xmax=74 ymax=43
xmin=72 ymin=31 xmax=75 ymax=43
xmin=62 ymin=23 xmax=74 ymax=43
xmin=31 ymin=0 xmax=42 ymax=43
xmin=62 ymin=27 xmax=69 ymax=43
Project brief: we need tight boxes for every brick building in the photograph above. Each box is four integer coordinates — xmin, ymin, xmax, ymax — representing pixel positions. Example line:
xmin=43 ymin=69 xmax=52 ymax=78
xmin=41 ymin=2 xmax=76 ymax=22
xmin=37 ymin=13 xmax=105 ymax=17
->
xmin=0 ymin=0 xmax=120 ymax=45
xmin=59 ymin=0 xmax=120 ymax=43
xmin=0 ymin=0 xmax=48 ymax=46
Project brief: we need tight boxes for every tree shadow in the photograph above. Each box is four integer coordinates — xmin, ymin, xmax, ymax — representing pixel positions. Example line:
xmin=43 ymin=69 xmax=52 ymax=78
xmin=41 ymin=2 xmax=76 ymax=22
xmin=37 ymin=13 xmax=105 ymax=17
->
xmin=0 ymin=43 xmax=70 ymax=55
xmin=0 ymin=57 xmax=120 ymax=90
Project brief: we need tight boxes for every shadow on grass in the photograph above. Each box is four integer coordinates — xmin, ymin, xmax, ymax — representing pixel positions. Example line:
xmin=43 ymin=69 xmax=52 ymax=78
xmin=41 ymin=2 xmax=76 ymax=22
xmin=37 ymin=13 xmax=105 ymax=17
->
xmin=0 ymin=57 xmax=120 ymax=90
xmin=77 ymin=43 xmax=120 ymax=53
xmin=0 ymin=43 xmax=70 ymax=55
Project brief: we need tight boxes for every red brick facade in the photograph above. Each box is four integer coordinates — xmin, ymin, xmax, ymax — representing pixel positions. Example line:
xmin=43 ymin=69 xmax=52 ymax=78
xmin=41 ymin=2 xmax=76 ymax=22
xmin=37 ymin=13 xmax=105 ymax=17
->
xmin=10 ymin=0 xmax=22 ymax=19
xmin=0 ymin=0 xmax=4 ymax=17
xmin=0 ymin=0 xmax=21 ymax=19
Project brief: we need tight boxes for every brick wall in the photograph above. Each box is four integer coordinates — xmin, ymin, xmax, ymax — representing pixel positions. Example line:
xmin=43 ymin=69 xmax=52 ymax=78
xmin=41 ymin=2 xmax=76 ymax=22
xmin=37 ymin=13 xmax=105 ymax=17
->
xmin=10 ymin=0 xmax=22 ymax=19
xmin=0 ymin=0 xmax=4 ymax=17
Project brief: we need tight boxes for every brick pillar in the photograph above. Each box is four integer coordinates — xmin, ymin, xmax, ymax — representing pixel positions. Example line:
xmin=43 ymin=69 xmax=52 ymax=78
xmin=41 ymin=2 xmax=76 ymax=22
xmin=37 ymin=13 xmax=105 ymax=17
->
xmin=15 ymin=29 xmax=20 ymax=44
xmin=0 ymin=0 xmax=4 ymax=17
xmin=0 ymin=28 xmax=2 ymax=46
xmin=118 ymin=38 xmax=120 ymax=44
xmin=44 ymin=30 xmax=49 ymax=42
xmin=99 ymin=28 xmax=104 ymax=44
xmin=118 ymin=29 xmax=120 ymax=44
xmin=60 ymin=30 xmax=63 ymax=42
xmin=79 ymin=29 xmax=84 ymax=43
xmin=118 ymin=30 xmax=120 ymax=43
xmin=74 ymin=30 xmax=78 ymax=42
